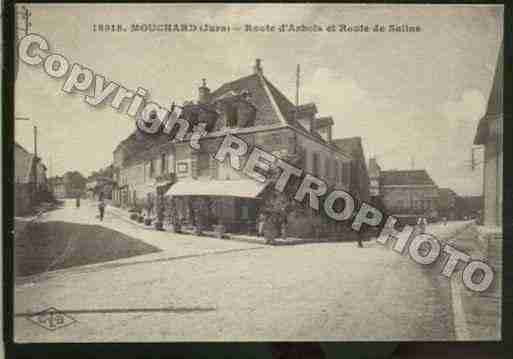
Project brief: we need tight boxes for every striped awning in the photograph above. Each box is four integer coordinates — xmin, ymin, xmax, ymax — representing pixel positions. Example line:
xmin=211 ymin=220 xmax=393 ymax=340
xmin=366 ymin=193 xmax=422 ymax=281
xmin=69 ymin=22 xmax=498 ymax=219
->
xmin=166 ymin=179 xmax=267 ymax=198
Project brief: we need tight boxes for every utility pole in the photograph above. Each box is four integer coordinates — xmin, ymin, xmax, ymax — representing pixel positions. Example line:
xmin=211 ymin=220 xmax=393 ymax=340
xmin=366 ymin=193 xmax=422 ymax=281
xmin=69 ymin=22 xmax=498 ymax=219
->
xmin=33 ymin=125 xmax=38 ymax=157
xmin=295 ymin=64 xmax=300 ymax=107
xmin=33 ymin=125 xmax=39 ymax=193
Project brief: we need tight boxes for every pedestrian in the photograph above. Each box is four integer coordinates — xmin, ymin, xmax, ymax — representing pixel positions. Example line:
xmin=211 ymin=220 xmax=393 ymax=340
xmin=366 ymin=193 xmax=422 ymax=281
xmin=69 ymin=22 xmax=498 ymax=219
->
xmin=98 ymin=200 xmax=106 ymax=221
xmin=422 ymin=216 xmax=428 ymax=231
xmin=416 ymin=217 xmax=423 ymax=236
xmin=357 ymin=234 xmax=363 ymax=248
xmin=257 ymin=212 xmax=266 ymax=237
xmin=75 ymin=195 xmax=80 ymax=209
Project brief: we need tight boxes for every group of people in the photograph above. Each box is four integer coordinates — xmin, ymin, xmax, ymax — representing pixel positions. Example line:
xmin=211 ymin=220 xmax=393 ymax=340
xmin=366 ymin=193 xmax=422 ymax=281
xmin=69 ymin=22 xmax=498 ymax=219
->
xmin=257 ymin=212 xmax=287 ymax=244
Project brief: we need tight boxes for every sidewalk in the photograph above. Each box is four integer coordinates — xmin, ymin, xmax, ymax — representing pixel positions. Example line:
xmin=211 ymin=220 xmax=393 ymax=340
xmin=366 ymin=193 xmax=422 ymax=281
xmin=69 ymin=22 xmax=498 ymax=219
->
xmin=16 ymin=199 xmax=266 ymax=285
xmin=106 ymin=202 xmax=350 ymax=246
xmin=447 ymin=225 xmax=501 ymax=340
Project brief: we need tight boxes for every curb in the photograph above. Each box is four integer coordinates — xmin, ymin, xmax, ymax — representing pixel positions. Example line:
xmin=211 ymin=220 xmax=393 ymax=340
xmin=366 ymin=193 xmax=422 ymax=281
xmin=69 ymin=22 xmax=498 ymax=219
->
xmin=447 ymin=223 xmax=500 ymax=341
xmin=450 ymin=271 xmax=471 ymax=340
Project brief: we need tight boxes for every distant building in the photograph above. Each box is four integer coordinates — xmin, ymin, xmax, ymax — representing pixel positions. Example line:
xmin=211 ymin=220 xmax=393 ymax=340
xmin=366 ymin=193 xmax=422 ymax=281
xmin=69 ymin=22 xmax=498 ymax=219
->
xmin=380 ymin=169 xmax=439 ymax=223
xmin=14 ymin=142 xmax=48 ymax=215
xmin=112 ymin=59 xmax=362 ymax=235
xmin=49 ymin=176 xmax=66 ymax=199
xmin=86 ymin=176 xmax=115 ymax=200
xmin=49 ymin=171 xmax=87 ymax=198
xmin=437 ymin=188 xmax=459 ymax=220
xmin=473 ymin=42 xmax=502 ymax=228
xmin=86 ymin=165 xmax=115 ymax=200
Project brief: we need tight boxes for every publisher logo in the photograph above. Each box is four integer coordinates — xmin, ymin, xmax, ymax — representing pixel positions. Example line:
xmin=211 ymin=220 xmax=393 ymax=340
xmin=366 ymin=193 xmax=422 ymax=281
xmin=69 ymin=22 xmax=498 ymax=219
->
xmin=28 ymin=307 xmax=76 ymax=331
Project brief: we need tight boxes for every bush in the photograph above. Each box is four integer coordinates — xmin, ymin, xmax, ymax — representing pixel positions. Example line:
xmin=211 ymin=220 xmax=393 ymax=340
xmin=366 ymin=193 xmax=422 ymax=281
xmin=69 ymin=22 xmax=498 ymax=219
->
xmin=129 ymin=213 xmax=139 ymax=221
xmin=144 ymin=218 xmax=153 ymax=226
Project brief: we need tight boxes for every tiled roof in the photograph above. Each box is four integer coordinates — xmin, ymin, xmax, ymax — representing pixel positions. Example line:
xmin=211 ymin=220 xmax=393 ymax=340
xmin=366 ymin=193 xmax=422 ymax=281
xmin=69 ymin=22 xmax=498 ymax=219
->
xmin=332 ymin=137 xmax=363 ymax=159
xmin=438 ymin=188 xmax=458 ymax=198
xmin=116 ymin=70 xmax=350 ymax=163
xmin=117 ymin=130 xmax=172 ymax=166
xmin=210 ymin=74 xmax=281 ymax=126
xmin=380 ymin=170 xmax=436 ymax=187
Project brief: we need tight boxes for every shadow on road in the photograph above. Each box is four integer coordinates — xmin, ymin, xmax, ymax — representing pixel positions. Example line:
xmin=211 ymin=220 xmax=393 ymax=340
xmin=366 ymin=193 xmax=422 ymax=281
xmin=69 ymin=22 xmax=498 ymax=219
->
xmin=15 ymin=220 xmax=161 ymax=277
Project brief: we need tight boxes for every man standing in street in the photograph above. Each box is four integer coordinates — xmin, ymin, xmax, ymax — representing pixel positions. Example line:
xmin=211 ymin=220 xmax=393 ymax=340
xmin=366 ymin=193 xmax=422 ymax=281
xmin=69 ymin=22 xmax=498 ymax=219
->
xmin=98 ymin=200 xmax=106 ymax=221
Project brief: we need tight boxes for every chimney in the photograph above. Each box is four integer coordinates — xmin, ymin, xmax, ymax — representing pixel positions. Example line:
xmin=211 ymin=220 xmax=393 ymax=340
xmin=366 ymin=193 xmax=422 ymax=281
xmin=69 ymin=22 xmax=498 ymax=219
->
xmin=253 ymin=58 xmax=263 ymax=75
xmin=198 ymin=78 xmax=210 ymax=103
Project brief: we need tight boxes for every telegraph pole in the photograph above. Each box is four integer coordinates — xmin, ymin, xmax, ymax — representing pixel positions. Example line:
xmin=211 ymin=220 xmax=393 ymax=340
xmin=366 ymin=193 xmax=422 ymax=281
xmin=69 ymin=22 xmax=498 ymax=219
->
xmin=33 ymin=125 xmax=38 ymax=157
xmin=33 ymin=125 xmax=39 ymax=192
xmin=295 ymin=64 xmax=300 ymax=107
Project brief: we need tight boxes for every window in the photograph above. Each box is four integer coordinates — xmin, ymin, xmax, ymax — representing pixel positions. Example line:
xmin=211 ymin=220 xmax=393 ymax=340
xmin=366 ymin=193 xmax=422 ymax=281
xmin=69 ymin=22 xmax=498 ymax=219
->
xmin=312 ymin=153 xmax=320 ymax=176
xmin=341 ymin=161 xmax=351 ymax=186
xmin=226 ymin=103 xmax=238 ymax=128
xmin=168 ymin=153 xmax=175 ymax=173
xmin=324 ymin=158 xmax=330 ymax=181
xmin=149 ymin=160 xmax=155 ymax=178
xmin=197 ymin=152 xmax=210 ymax=177
xmin=298 ymin=146 xmax=306 ymax=168
xmin=161 ymin=153 xmax=167 ymax=174
xmin=241 ymin=205 xmax=249 ymax=220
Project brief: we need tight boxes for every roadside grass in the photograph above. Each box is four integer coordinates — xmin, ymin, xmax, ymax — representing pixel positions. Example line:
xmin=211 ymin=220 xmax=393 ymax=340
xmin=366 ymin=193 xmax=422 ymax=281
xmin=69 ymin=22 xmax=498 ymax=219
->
xmin=15 ymin=220 xmax=161 ymax=277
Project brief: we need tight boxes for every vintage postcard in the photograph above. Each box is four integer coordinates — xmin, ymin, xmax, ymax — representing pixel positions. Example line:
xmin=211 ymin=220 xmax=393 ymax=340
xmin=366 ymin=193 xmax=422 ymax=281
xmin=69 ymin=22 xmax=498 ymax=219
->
xmin=12 ymin=3 xmax=503 ymax=342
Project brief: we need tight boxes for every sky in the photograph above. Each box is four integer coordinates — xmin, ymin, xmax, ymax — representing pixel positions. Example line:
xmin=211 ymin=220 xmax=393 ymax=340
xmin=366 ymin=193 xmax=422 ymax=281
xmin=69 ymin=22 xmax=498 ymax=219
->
xmin=15 ymin=4 xmax=503 ymax=195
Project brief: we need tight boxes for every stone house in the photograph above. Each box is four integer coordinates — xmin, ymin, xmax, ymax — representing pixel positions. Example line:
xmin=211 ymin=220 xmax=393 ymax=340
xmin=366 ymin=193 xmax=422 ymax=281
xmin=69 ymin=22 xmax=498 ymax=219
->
xmin=112 ymin=59 xmax=362 ymax=235
xmin=473 ymin=42 xmax=502 ymax=228
xmin=14 ymin=142 xmax=48 ymax=215
xmin=49 ymin=176 xmax=66 ymax=199
xmin=379 ymin=169 xmax=439 ymax=223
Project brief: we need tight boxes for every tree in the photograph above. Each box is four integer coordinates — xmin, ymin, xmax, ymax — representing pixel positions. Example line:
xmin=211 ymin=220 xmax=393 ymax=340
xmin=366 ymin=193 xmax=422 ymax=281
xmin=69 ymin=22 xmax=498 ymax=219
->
xmin=63 ymin=171 xmax=87 ymax=196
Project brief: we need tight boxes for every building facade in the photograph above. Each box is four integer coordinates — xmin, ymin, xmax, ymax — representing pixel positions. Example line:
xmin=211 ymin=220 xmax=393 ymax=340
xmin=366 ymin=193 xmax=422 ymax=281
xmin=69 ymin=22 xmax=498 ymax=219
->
xmin=332 ymin=137 xmax=370 ymax=205
xmin=379 ymin=169 xmax=439 ymax=224
xmin=49 ymin=176 xmax=66 ymax=198
xmin=14 ymin=142 xmax=48 ymax=215
xmin=112 ymin=59 xmax=360 ymax=235
xmin=474 ymin=42 xmax=502 ymax=228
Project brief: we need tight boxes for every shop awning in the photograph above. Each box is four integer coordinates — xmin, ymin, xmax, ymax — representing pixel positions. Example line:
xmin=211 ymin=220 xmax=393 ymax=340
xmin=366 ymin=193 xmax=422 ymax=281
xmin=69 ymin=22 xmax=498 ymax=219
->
xmin=165 ymin=179 xmax=268 ymax=198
